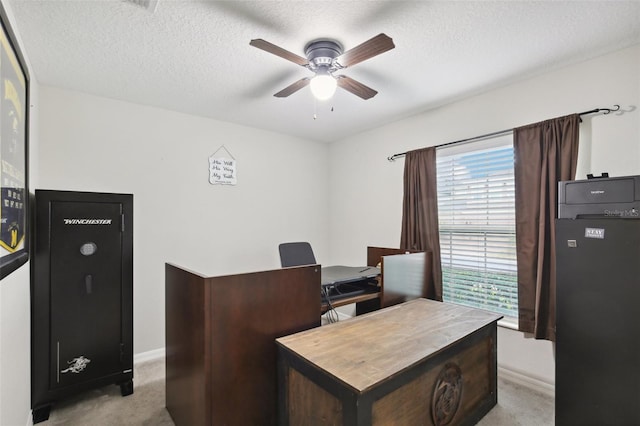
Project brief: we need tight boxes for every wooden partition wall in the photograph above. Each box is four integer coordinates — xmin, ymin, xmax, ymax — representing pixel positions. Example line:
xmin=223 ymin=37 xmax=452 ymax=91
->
xmin=165 ymin=263 xmax=321 ymax=426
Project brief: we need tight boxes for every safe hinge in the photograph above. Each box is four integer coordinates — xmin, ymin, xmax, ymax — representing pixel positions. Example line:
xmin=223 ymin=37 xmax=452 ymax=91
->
xmin=121 ymin=214 xmax=125 ymax=232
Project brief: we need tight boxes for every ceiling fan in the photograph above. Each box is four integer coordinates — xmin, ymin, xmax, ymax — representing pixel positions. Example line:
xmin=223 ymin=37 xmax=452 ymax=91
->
xmin=249 ymin=33 xmax=395 ymax=101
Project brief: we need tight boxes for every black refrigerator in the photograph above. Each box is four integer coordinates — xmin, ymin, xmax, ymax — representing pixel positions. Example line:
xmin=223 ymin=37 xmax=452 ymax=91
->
xmin=555 ymin=218 xmax=640 ymax=425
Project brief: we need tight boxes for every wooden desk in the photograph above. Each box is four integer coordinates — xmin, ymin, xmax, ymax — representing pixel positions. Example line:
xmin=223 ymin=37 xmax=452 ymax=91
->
xmin=321 ymin=247 xmax=431 ymax=315
xmin=277 ymin=298 xmax=502 ymax=425
xmin=322 ymin=290 xmax=380 ymax=310
xmin=320 ymin=265 xmax=381 ymax=312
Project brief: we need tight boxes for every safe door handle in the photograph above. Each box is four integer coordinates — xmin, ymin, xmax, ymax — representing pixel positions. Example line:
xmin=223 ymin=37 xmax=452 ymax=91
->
xmin=85 ymin=275 xmax=93 ymax=294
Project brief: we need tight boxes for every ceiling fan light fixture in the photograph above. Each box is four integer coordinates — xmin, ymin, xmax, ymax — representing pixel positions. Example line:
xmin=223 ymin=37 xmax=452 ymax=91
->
xmin=310 ymin=70 xmax=337 ymax=101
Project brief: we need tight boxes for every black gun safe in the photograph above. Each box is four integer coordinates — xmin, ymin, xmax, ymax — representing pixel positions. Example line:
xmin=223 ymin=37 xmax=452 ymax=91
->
xmin=31 ymin=190 xmax=133 ymax=423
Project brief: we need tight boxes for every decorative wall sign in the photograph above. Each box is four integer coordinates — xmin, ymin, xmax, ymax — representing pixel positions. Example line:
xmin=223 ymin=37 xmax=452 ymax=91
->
xmin=0 ymin=5 xmax=29 ymax=280
xmin=209 ymin=145 xmax=237 ymax=185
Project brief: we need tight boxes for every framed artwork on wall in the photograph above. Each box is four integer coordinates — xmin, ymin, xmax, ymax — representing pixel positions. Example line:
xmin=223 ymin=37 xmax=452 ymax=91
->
xmin=0 ymin=4 xmax=29 ymax=280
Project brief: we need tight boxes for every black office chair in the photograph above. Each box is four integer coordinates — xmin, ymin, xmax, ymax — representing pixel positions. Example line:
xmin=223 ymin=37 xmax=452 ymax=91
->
xmin=279 ymin=242 xmax=317 ymax=267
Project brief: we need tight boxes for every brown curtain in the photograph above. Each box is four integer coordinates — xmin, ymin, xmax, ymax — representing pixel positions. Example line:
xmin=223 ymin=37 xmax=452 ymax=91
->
xmin=400 ymin=147 xmax=443 ymax=301
xmin=514 ymin=114 xmax=580 ymax=341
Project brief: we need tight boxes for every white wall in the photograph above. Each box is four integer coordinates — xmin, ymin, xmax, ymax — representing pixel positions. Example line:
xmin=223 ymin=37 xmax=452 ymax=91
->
xmin=329 ymin=44 xmax=640 ymax=389
xmin=37 ymin=87 xmax=330 ymax=355
xmin=0 ymin=265 xmax=32 ymax=426
xmin=0 ymin=0 xmax=39 ymax=424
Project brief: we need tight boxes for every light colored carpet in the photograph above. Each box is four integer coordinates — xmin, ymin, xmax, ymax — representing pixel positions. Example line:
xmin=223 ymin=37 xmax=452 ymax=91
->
xmin=41 ymin=357 xmax=554 ymax=425
xmin=41 ymin=359 xmax=173 ymax=426
xmin=478 ymin=378 xmax=554 ymax=425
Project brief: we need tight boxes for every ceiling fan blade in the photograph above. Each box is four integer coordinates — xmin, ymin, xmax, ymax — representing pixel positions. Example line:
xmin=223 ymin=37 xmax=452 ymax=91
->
xmin=250 ymin=39 xmax=309 ymax=66
xmin=335 ymin=33 xmax=395 ymax=68
xmin=336 ymin=75 xmax=377 ymax=100
xmin=274 ymin=78 xmax=311 ymax=97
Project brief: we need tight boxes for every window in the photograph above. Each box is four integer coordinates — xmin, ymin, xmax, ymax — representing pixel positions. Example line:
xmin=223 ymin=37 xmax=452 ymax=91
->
xmin=436 ymin=134 xmax=518 ymax=318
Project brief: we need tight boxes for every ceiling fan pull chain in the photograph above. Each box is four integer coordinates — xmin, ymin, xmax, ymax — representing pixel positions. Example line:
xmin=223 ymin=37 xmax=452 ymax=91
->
xmin=313 ymin=97 xmax=318 ymax=120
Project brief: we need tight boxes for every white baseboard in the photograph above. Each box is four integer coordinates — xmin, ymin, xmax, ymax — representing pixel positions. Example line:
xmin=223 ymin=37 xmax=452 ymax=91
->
xmin=134 ymin=347 xmax=165 ymax=364
xmin=321 ymin=309 xmax=352 ymax=325
xmin=134 ymin=338 xmax=557 ymax=401
xmin=498 ymin=365 xmax=555 ymax=398
xmin=336 ymin=311 xmax=352 ymax=321
xmin=24 ymin=343 xmax=551 ymax=426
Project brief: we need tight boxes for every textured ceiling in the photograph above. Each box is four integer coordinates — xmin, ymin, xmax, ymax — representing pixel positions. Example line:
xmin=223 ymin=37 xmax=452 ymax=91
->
xmin=8 ymin=0 xmax=640 ymax=143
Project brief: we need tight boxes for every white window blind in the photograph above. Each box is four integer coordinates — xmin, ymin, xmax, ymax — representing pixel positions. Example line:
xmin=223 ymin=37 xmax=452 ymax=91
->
xmin=436 ymin=135 xmax=518 ymax=318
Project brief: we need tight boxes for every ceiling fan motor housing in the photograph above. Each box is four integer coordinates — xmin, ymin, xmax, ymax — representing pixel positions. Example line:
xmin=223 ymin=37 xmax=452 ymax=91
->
xmin=304 ymin=40 xmax=343 ymax=71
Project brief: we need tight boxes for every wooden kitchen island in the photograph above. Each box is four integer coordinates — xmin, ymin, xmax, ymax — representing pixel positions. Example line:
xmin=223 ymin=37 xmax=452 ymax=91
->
xmin=276 ymin=298 xmax=502 ymax=425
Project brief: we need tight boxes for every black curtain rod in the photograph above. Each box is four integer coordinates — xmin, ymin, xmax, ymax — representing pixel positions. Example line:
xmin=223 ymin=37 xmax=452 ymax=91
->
xmin=387 ymin=104 xmax=620 ymax=162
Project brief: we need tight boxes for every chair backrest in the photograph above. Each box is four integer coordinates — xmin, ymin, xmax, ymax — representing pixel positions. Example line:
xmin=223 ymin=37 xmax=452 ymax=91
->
xmin=279 ymin=242 xmax=317 ymax=267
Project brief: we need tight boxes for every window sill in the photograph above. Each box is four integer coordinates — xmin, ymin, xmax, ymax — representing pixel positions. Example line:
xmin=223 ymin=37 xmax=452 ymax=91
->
xmin=497 ymin=316 xmax=518 ymax=330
